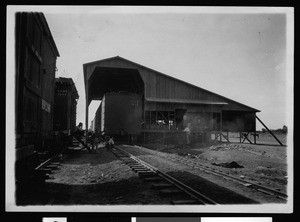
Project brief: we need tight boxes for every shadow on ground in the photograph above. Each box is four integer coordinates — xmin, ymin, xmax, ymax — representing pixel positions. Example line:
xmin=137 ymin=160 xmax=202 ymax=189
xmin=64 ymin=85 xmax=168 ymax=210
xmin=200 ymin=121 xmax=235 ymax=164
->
xmin=63 ymin=148 xmax=118 ymax=166
xmin=17 ymin=171 xmax=258 ymax=205
xmin=167 ymin=171 xmax=258 ymax=204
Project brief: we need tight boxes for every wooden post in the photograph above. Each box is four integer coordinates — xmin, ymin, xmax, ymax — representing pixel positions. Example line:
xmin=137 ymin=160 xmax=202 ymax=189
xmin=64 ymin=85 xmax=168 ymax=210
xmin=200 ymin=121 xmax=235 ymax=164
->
xmin=256 ymin=115 xmax=283 ymax=146
xmin=239 ymin=132 xmax=242 ymax=143
xmin=220 ymin=111 xmax=223 ymax=142
xmin=150 ymin=111 xmax=152 ymax=130
xmin=85 ymin=93 xmax=89 ymax=144
xmin=155 ymin=111 xmax=157 ymax=130
xmin=254 ymin=113 xmax=257 ymax=144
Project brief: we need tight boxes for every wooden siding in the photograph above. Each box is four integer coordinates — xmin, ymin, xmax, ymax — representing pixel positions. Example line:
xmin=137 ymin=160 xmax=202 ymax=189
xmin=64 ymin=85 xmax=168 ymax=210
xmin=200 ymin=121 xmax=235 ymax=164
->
xmin=84 ymin=57 xmax=258 ymax=112
xmin=222 ymin=111 xmax=256 ymax=132
xmin=145 ymin=102 xmax=223 ymax=113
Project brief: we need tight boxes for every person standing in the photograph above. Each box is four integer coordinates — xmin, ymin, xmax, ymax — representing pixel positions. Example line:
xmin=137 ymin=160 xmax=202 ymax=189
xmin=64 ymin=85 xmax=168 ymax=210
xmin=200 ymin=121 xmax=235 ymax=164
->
xmin=183 ymin=123 xmax=191 ymax=145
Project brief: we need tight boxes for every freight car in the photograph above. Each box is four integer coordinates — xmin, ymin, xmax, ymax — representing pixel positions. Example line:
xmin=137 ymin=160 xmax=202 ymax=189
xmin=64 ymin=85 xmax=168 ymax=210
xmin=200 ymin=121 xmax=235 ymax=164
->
xmin=94 ymin=92 xmax=143 ymax=142
xmin=16 ymin=12 xmax=59 ymax=152
xmin=14 ymin=12 xmax=70 ymax=198
xmin=53 ymin=77 xmax=79 ymax=135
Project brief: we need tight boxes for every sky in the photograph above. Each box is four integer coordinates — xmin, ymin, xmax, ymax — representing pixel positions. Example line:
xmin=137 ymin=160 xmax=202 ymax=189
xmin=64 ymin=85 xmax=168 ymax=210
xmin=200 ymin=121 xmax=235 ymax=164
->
xmin=10 ymin=6 xmax=294 ymax=131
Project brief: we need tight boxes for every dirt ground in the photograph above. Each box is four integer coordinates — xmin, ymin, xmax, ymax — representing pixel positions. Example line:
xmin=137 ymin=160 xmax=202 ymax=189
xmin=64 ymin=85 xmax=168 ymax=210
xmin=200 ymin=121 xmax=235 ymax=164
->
xmin=43 ymin=148 xmax=180 ymax=205
xmin=19 ymin=132 xmax=289 ymax=206
xmin=139 ymin=132 xmax=289 ymax=201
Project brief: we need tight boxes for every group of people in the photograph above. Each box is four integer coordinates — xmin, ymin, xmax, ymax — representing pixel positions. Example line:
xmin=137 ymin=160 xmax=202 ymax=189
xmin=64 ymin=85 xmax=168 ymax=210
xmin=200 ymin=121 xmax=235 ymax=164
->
xmin=74 ymin=122 xmax=114 ymax=153
xmin=89 ymin=129 xmax=115 ymax=152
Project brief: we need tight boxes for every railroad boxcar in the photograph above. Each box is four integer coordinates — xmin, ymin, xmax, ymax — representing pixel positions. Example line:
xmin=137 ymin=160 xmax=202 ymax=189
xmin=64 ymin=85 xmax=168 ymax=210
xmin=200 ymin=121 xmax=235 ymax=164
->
xmin=15 ymin=12 xmax=60 ymax=195
xmin=94 ymin=92 xmax=142 ymax=141
xmin=15 ymin=12 xmax=59 ymax=154
xmin=53 ymin=77 xmax=79 ymax=135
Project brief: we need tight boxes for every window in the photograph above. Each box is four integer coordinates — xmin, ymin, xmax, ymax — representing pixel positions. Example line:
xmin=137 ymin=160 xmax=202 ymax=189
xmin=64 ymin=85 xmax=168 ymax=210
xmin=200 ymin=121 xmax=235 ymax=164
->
xmin=144 ymin=111 xmax=175 ymax=130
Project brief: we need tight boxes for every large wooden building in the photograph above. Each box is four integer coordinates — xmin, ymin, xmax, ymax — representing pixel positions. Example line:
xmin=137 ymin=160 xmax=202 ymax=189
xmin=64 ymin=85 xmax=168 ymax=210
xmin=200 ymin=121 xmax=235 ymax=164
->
xmin=83 ymin=56 xmax=259 ymax=143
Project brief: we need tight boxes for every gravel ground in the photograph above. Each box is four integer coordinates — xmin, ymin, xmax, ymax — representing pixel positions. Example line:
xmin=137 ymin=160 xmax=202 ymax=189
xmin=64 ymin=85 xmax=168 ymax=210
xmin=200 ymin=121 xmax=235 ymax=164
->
xmin=18 ymin=136 xmax=289 ymax=206
xmin=132 ymin=141 xmax=288 ymax=204
xmin=43 ymin=148 xmax=180 ymax=205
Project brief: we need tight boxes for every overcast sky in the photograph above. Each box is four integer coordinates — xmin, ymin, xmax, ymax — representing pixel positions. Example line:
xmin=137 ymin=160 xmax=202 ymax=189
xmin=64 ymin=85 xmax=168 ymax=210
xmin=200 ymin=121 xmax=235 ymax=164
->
xmin=10 ymin=6 xmax=294 ymax=131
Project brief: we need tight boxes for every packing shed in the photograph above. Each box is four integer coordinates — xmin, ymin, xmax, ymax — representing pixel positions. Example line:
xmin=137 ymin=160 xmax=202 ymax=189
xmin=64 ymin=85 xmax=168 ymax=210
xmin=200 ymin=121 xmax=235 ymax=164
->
xmin=83 ymin=56 xmax=260 ymax=143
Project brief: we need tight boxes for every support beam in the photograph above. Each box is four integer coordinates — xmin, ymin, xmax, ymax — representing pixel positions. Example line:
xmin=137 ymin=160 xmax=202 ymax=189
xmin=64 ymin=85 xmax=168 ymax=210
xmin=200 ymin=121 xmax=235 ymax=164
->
xmin=220 ymin=132 xmax=230 ymax=142
xmin=241 ymin=132 xmax=253 ymax=144
xmin=256 ymin=115 xmax=283 ymax=146
xmin=241 ymin=132 xmax=247 ymax=143
xmin=239 ymin=132 xmax=242 ymax=143
xmin=85 ymin=102 xmax=89 ymax=143
xmin=85 ymin=90 xmax=89 ymax=144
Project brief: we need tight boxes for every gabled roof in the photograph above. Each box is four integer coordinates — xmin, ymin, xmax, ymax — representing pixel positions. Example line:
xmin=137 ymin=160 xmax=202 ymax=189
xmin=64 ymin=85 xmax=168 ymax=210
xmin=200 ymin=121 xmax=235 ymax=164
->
xmin=83 ymin=56 xmax=260 ymax=112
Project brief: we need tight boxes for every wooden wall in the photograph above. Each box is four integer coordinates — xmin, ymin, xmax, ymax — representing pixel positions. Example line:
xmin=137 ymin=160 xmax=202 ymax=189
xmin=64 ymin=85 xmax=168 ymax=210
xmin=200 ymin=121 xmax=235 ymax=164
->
xmin=85 ymin=57 xmax=258 ymax=113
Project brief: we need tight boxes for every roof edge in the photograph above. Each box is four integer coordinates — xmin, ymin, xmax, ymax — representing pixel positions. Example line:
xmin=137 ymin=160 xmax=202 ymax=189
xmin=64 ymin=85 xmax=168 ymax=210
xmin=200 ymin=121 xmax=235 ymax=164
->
xmin=146 ymin=97 xmax=228 ymax=105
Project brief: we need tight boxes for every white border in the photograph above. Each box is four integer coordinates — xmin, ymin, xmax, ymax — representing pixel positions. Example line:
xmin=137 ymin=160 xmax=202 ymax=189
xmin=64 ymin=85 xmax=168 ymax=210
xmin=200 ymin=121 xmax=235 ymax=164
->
xmin=6 ymin=6 xmax=294 ymax=213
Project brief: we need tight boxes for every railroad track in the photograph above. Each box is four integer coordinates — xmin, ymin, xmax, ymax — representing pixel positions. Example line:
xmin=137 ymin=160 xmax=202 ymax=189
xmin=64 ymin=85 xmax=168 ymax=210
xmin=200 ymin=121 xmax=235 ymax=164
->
xmin=111 ymin=146 xmax=218 ymax=205
xmin=130 ymin=145 xmax=288 ymax=201
xmin=34 ymin=152 xmax=63 ymax=183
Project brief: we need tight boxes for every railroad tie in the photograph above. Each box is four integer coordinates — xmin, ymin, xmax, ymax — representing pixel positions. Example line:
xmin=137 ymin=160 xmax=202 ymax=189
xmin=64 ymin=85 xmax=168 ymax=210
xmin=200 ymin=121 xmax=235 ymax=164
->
xmin=117 ymin=155 xmax=130 ymax=158
xmin=159 ymin=188 xmax=184 ymax=196
xmin=130 ymin=166 xmax=147 ymax=169
xmin=132 ymin=168 xmax=149 ymax=173
xmin=127 ymin=164 xmax=143 ymax=168
xmin=50 ymin=162 xmax=61 ymax=166
xmin=143 ymin=176 xmax=164 ymax=182
xmin=37 ymin=168 xmax=53 ymax=174
xmin=138 ymin=171 xmax=157 ymax=178
xmin=121 ymin=159 xmax=135 ymax=163
xmin=44 ymin=164 xmax=59 ymax=170
xmin=151 ymin=182 xmax=174 ymax=190
xmin=242 ymin=183 xmax=253 ymax=187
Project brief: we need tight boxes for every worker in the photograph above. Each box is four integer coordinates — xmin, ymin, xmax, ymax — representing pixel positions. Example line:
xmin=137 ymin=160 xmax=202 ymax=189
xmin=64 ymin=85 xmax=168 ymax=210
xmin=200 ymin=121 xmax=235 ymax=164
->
xmin=106 ymin=136 xmax=115 ymax=150
xmin=183 ymin=123 xmax=191 ymax=145
xmin=91 ymin=129 xmax=100 ymax=153
xmin=74 ymin=122 xmax=84 ymax=138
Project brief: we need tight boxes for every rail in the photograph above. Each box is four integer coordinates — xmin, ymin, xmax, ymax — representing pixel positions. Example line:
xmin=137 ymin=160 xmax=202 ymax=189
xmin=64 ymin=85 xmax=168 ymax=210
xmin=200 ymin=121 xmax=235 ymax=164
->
xmin=112 ymin=145 xmax=218 ymax=205
xmin=133 ymin=145 xmax=288 ymax=200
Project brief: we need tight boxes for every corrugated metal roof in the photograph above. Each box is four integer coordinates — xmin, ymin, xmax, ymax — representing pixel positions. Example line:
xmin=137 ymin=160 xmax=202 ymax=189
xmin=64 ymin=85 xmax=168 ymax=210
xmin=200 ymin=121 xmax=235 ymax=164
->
xmin=146 ymin=98 xmax=228 ymax=105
